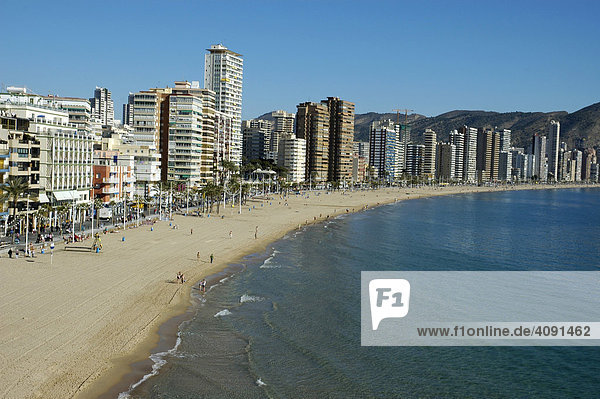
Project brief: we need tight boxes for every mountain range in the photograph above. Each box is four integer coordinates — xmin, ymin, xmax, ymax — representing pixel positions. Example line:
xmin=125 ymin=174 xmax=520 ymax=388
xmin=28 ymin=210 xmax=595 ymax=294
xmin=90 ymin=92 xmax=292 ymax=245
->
xmin=258 ymin=102 xmax=600 ymax=149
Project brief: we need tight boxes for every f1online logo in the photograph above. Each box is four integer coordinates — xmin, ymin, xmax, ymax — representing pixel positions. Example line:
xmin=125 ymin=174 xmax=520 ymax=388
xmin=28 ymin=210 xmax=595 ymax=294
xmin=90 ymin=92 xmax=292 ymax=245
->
xmin=369 ymin=279 xmax=411 ymax=330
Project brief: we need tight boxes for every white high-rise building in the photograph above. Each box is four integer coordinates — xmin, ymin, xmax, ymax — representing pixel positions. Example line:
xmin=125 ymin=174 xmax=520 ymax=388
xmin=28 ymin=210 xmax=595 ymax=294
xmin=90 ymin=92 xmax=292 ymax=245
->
xmin=90 ymin=87 xmax=114 ymax=126
xmin=547 ymin=120 xmax=560 ymax=180
xmin=167 ymin=82 xmax=216 ymax=185
xmin=369 ymin=120 xmax=401 ymax=181
xmin=497 ymin=129 xmax=512 ymax=181
xmin=460 ymin=126 xmax=477 ymax=182
xmin=271 ymin=110 xmax=295 ymax=134
xmin=497 ymin=129 xmax=511 ymax=152
xmin=277 ymin=133 xmax=306 ymax=183
xmin=204 ymin=44 xmax=244 ymax=166
xmin=271 ymin=110 xmax=295 ymax=162
xmin=532 ymin=134 xmax=547 ymax=181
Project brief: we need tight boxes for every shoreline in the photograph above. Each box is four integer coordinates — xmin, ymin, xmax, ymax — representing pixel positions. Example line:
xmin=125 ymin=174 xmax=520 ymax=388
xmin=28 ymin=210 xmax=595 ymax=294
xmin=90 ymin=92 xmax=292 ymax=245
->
xmin=93 ymin=183 xmax=600 ymax=398
xmin=0 ymin=184 xmax=597 ymax=399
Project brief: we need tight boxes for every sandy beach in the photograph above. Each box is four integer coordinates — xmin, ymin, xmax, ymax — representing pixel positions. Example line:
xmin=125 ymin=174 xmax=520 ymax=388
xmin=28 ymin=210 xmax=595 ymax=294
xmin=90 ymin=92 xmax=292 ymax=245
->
xmin=0 ymin=183 xmax=595 ymax=399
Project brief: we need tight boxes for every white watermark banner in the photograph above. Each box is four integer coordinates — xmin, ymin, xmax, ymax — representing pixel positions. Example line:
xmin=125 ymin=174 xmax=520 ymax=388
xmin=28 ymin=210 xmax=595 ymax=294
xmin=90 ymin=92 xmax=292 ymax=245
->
xmin=361 ymin=271 xmax=600 ymax=346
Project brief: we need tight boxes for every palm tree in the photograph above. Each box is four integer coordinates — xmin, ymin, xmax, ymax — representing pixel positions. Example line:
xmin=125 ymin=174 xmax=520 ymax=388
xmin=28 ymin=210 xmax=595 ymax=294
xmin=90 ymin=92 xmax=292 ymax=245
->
xmin=93 ymin=197 xmax=103 ymax=227
xmin=1 ymin=177 xmax=29 ymax=243
xmin=77 ymin=203 xmax=90 ymax=235
xmin=108 ymin=200 xmax=117 ymax=226
xmin=36 ymin=203 xmax=53 ymax=234
xmin=3 ymin=177 xmax=29 ymax=220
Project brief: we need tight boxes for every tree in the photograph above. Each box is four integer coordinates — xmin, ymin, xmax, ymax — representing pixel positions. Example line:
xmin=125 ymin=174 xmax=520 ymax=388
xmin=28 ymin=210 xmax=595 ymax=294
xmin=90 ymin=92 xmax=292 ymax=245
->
xmin=36 ymin=203 xmax=53 ymax=232
xmin=2 ymin=177 xmax=29 ymax=220
xmin=1 ymin=177 xmax=29 ymax=242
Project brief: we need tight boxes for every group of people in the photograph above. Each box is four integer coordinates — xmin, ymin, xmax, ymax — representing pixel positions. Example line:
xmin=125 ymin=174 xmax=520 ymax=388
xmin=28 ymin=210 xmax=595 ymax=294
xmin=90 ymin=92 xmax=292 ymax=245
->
xmin=6 ymin=243 xmax=37 ymax=259
xmin=176 ymin=272 xmax=208 ymax=294
xmin=35 ymin=233 xmax=54 ymax=244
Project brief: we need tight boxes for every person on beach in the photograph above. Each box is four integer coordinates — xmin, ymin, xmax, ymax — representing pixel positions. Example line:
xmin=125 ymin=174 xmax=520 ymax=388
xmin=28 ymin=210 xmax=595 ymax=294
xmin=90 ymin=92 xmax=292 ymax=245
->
xmin=8 ymin=248 xmax=12 ymax=258
xmin=255 ymin=226 xmax=258 ymax=239
xmin=190 ymin=228 xmax=193 ymax=235
xmin=201 ymin=279 xmax=207 ymax=293
xmin=176 ymin=272 xmax=182 ymax=283
xmin=229 ymin=230 xmax=232 ymax=239
xmin=210 ymin=253 xmax=214 ymax=263
xmin=197 ymin=252 xmax=201 ymax=259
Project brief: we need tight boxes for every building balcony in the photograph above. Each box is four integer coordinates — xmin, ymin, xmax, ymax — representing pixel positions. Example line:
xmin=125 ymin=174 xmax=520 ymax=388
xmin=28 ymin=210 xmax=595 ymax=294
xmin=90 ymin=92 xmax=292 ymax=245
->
xmin=102 ymin=186 xmax=120 ymax=194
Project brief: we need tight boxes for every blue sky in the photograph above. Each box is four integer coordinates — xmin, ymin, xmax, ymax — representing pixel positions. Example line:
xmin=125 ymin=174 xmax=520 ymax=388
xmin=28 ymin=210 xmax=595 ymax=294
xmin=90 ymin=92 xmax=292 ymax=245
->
xmin=2 ymin=0 xmax=599 ymax=120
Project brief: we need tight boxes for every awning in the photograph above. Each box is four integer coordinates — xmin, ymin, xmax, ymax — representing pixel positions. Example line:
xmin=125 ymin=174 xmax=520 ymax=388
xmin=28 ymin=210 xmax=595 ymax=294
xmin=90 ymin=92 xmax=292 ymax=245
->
xmin=52 ymin=190 xmax=80 ymax=201
xmin=38 ymin=193 xmax=49 ymax=203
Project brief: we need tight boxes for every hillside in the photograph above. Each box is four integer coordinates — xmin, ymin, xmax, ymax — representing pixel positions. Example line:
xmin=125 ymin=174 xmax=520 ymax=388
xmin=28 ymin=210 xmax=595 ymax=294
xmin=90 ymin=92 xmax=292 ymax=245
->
xmin=256 ymin=102 xmax=600 ymax=149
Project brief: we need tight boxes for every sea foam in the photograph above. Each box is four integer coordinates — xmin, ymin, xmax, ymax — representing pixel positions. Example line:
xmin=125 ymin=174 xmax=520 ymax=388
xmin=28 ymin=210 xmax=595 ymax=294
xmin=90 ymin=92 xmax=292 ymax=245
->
xmin=240 ymin=294 xmax=264 ymax=303
xmin=214 ymin=309 xmax=232 ymax=317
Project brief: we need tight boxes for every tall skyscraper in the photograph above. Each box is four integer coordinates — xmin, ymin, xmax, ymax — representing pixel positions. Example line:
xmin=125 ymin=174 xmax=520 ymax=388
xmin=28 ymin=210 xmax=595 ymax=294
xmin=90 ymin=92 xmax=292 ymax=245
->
xmin=165 ymin=81 xmax=216 ymax=185
xmin=449 ymin=129 xmax=464 ymax=180
xmin=271 ymin=110 xmax=295 ymax=161
xmin=323 ymin=97 xmax=355 ymax=182
xmin=511 ymin=148 xmax=526 ymax=180
xmin=532 ymin=134 xmax=548 ymax=181
xmin=399 ymin=124 xmax=411 ymax=171
xmin=581 ymin=148 xmax=596 ymax=181
xmin=497 ymin=129 xmax=511 ymax=152
xmin=204 ymin=44 xmax=244 ymax=165
xmin=296 ymin=102 xmax=330 ymax=182
xmin=423 ymin=129 xmax=437 ymax=178
xmin=296 ymin=97 xmax=354 ymax=183
xmin=122 ymin=93 xmax=134 ymax=126
xmin=572 ymin=149 xmax=582 ymax=181
xmin=490 ymin=130 xmax=500 ymax=181
xmin=436 ymin=142 xmax=456 ymax=180
xmin=406 ymin=144 xmax=424 ymax=176
xmin=90 ymin=86 xmax=114 ymax=126
xmin=546 ymin=120 xmax=560 ymax=180
xmin=131 ymin=87 xmax=172 ymax=151
xmin=242 ymin=119 xmax=273 ymax=161
xmin=476 ymin=128 xmax=493 ymax=183
xmin=271 ymin=110 xmax=295 ymax=134
xmin=460 ymin=126 xmax=477 ymax=182
xmin=496 ymin=128 xmax=511 ymax=181
xmin=369 ymin=120 xmax=401 ymax=181
xmin=353 ymin=141 xmax=370 ymax=159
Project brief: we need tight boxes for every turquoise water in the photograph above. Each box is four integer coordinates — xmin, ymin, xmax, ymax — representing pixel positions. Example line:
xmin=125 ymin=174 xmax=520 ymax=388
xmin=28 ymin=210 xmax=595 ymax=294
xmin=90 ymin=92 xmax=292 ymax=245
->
xmin=126 ymin=188 xmax=600 ymax=398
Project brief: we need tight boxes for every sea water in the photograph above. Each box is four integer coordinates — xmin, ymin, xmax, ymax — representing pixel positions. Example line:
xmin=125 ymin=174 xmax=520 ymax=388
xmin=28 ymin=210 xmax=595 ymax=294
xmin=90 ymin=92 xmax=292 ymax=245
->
xmin=124 ymin=188 xmax=600 ymax=398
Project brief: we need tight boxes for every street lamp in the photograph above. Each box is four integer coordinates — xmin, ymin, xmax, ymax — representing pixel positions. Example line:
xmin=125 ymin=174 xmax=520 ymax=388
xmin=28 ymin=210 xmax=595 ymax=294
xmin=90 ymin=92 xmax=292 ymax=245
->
xmin=25 ymin=194 xmax=30 ymax=255
xmin=72 ymin=186 xmax=76 ymax=244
